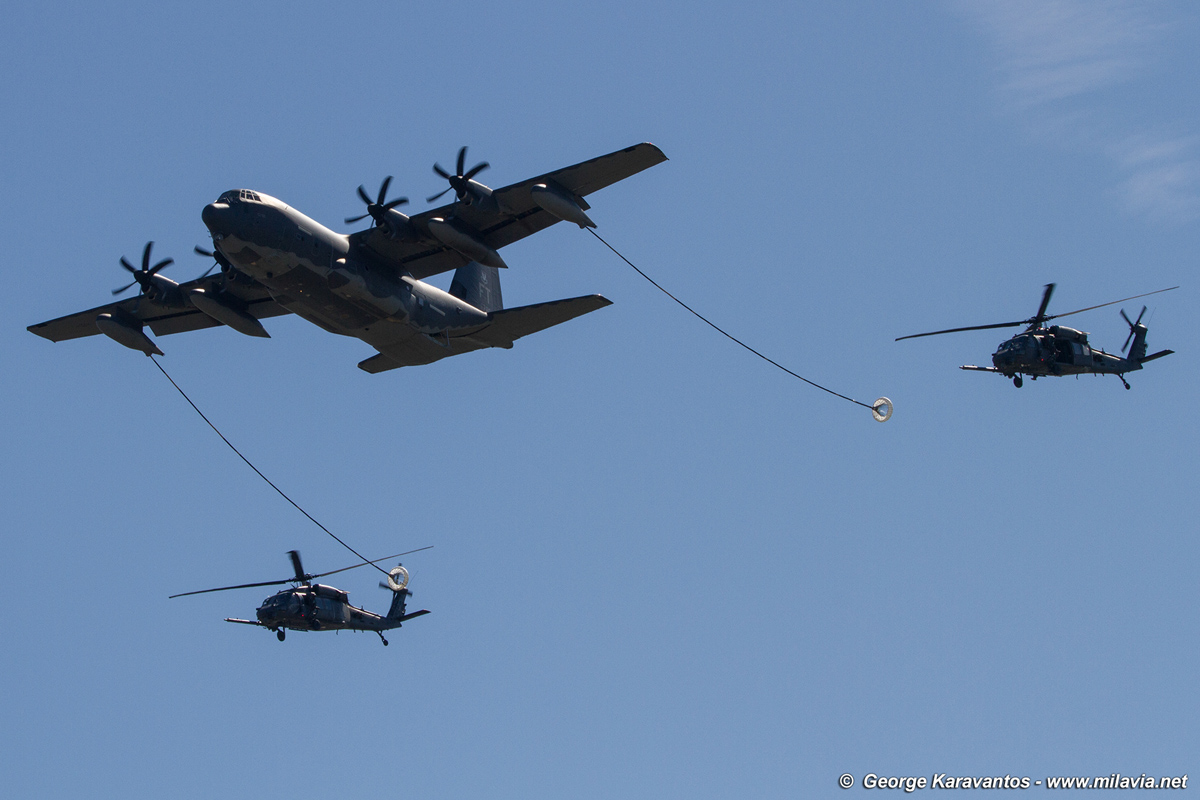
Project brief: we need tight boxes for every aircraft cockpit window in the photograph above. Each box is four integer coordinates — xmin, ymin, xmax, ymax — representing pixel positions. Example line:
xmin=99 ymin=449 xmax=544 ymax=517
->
xmin=217 ymin=190 xmax=262 ymax=204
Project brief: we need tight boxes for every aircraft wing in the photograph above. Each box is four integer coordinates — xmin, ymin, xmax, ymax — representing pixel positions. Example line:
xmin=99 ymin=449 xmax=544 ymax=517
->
xmin=353 ymin=142 xmax=667 ymax=281
xmin=357 ymin=294 xmax=612 ymax=373
xmin=27 ymin=275 xmax=290 ymax=343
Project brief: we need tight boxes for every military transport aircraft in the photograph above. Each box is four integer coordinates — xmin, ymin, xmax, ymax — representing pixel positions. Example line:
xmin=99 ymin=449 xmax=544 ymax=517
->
xmin=28 ymin=143 xmax=666 ymax=373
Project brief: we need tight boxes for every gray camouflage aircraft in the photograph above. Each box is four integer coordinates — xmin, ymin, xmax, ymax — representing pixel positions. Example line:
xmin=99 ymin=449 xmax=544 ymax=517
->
xmin=170 ymin=549 xmax=430 ymax=646
xmin=896 ymin=283 xmax=1177 ymax=389
xmin=28 ymin=143 xmax=666 ymax=372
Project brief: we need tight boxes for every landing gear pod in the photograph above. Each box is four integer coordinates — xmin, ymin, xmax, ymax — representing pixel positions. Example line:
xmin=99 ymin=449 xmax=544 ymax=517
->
xmin=872 ymin=397 xmax=893 ymax=422
xmin=531 ymin=182 xmax=596 ymax=229
xmin=386 ymin=566 xmax=410 ymax=591
xmin=95 ymin=312 xmax=163 ymax=356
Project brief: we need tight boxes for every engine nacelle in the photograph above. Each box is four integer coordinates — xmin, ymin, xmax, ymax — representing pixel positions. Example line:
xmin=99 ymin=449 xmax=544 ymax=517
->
xmin=95 ymin=312 xmax=163 ymax=356
xmin=427 ymin=218 xmax=508 ymax=270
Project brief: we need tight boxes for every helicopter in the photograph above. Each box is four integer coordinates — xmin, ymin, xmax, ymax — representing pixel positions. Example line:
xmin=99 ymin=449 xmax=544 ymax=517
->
xmin=896 ymin=284 xmax=1178 ymax=389
xmin=170 ymin=548 xmax=431 ymax=645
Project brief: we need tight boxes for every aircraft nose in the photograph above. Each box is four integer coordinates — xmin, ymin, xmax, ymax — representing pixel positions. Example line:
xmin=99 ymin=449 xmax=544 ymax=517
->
xmin=201 ymin=202 xmax=229 ymax=233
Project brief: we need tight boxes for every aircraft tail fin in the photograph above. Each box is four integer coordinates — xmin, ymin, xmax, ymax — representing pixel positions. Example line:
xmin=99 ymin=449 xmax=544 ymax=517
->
xmin=386 ymin=587 xmax=410 ymax=620
xmin=449 ymin=261 xmax=504 ymax=313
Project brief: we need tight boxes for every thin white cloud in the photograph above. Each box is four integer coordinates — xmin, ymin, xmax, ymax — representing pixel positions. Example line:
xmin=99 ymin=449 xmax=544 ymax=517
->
xmin=957 ymin=0 xmax=1200 ymax=222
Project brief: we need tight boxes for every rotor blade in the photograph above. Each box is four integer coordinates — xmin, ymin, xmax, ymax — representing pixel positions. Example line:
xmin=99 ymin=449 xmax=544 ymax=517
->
xmin=1044 ymin=287 xmax=1179 ymax=323
xmin=456 ymin=146 xmax=466 ymax=177
xmin=345 ymin=213 xmax=370 ymax=224
xmin=1120 ymin=309 xmax=1133 ymax=327
xmin=377 ymin=176 xmax=392 ymax=206
xmin=463 ymin=161 xmax=489 ymax=181
xmin=896 ymin=320 xmax=1027 ymax=341
xmin=427 ymin=187 xmax=452 ymax=203
xmin=1031 ymin=283 xmax=1055 ymax=325
xmin=1135 ymin=305 xmax=1147 ymax=326
xmin=289 ymin=550 xmax=306 ymax=582
xmin=169 ymin=578 xmax=294 ymax=599
xmin=308 ymin=546 xmax=434 ymax=581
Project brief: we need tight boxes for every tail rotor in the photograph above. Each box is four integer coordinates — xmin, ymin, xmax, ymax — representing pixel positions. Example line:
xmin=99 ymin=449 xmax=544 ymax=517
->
xmin=1121 ymin=306 xmax=1147 ymax=353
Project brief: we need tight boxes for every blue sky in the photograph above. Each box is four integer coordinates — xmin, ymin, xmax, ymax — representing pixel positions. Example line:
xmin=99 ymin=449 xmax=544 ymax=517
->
xmin=2 ymin=2 xmax=1197 ymax=797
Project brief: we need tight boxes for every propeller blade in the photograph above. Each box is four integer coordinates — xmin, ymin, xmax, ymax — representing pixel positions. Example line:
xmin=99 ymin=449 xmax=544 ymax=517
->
xmin=148 ymin=257 xmax=174 ymax=276
xmin=383 ymin=197 xmax=409 ymax=210
xmin=309 ymin=545 xmax=434 ymax=581
xmin=377 ymin=176 xmax=392 ymax=206
xmin=456 ymin=146 xmax=466 ymax=177
xmin=432 ymin=163 xmax=451 ymax=180
xmin=142 ymin=241 xmax=154 ymax=271
xmin=896 ymin=320 xmax=1028 ymax=341
xmin=1044 ymin=286 xmax=1178 ymax=323
xmin=198 ymin=263 xmax=218 ymax=280
xmin=427 ymin=187 xmax=452 ymax=203
xmin=112 ymin=281 xmax=137 ymax=296
xmin=356 ymin=185 xmax=373 ymax=206
xmin=120 ymin=257 xmax=137 ymax=274
xmin=463 ymin=161 xmax=489 ymax=182
xmin=194 ymin=246 xmax=215 ymax=258
xmin=345 ymin=213 xmax=370 ymax=224
xmin=169 ymin=578 xmax=295 ymax=599
xmin=289 ymin=550 xmax=306 ymax=583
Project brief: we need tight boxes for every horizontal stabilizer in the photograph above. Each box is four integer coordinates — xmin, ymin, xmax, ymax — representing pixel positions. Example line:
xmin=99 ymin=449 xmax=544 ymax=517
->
xmin=399 ymin=609 xmax=431 ymax=622
xmin=473 ymin=294 xmax=612 ymax=349
xmin=1140 ymin=349 xmax=1174 ymax=363
xmin=357 ymin=294 xmax=612 ymax=374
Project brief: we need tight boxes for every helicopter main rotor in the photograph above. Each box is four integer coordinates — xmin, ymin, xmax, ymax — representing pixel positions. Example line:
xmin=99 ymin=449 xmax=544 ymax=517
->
xmin=168 ymin=546 xmax=432 ymax=599
xmin=896 ymin=284 xmax=1178 ymax=341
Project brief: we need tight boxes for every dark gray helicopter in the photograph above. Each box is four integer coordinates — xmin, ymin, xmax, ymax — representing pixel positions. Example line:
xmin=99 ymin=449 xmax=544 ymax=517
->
xmin=170 ymin=549 xmax=430 ymax=645
xmin=897 ymin=284 xmax=1177 ymax=389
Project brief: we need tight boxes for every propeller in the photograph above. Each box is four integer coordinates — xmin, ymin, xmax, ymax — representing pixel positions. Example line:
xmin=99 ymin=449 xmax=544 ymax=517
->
xmin=427 ymin=146 xmax=489 ymax=204
xmin=168 ymin=546 xmax=433 ymax=599
xmin=112 ymin=241 xmax=173 ymax=296
xmin=345 ymin=176 xmax=409 ymax=226
xmin=1121 ymin=306 xmax=1147 ymax=353
xmin=193 ymin=245 xmax=229 ymax=280
xmin=897 ymin=285 xmax=1179 ymax=341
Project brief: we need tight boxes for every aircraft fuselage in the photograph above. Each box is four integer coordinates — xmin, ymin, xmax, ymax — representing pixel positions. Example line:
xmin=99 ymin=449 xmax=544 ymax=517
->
xmin=201 ymin=190 xmax=490 ymax=345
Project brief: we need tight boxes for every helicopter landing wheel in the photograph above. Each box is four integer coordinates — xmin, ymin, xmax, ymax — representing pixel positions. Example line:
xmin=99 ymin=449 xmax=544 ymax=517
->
xmin=1121 ymin=377 xmax=1131 ymax=390
xmin=376 ymin=630 xmax=389 ymax=646
xmin=1013 ymin=376 xmax=1023 ymax=388
xmin=276 ymin=630 xmax=286 ymax=642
